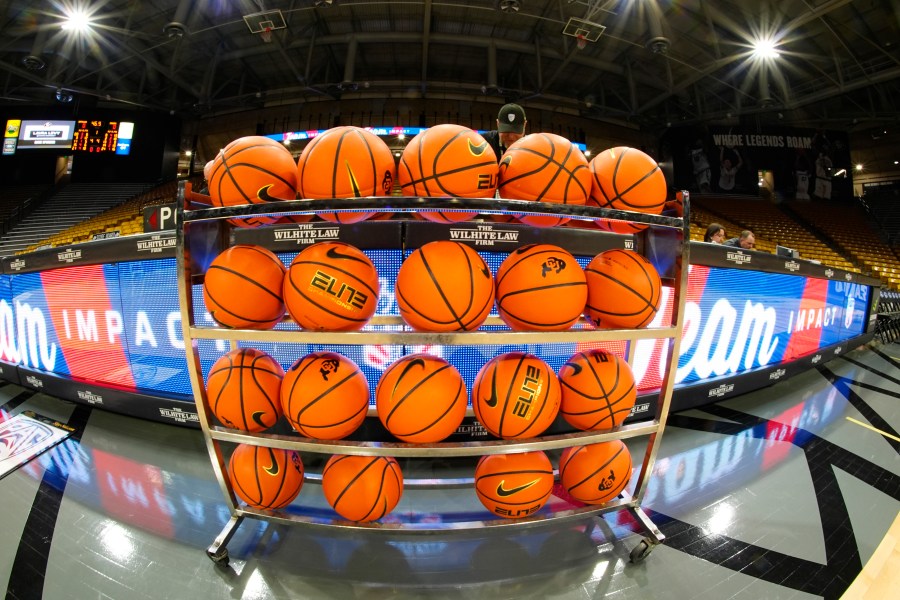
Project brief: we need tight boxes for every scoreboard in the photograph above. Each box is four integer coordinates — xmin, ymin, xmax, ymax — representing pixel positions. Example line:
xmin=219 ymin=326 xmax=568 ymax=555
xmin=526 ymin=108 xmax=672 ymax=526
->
xmin=71 ymin=120 xmax=134 ymax=154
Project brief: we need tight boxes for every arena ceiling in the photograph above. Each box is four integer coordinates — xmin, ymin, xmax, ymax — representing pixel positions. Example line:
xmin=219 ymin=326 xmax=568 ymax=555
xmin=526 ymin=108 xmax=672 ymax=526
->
xmin=1 ymin=0 xmax=899 ymax=133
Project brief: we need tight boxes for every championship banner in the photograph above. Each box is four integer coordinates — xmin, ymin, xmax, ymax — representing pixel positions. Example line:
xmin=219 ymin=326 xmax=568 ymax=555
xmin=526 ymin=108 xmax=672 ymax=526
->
xmin=0 ymin=410 xmax=74 ymax=479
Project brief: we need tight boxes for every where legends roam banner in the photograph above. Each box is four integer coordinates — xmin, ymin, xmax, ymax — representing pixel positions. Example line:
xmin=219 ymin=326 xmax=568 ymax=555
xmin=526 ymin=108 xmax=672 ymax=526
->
xmin=0 ymin=258 xmax=869 ymax=402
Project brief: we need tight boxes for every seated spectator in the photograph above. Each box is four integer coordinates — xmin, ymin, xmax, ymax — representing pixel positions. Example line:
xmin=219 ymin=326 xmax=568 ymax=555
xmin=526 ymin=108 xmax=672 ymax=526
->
xmin=704 ymin=223 xmax=725 ymax=243
xmin=723 ymin=230 xmax=755 ymax=249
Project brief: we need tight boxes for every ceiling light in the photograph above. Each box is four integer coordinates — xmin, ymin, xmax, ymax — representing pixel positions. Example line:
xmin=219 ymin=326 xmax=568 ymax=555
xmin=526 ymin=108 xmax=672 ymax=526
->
xmin=751 ymin=39 xmax=779 ymax=60
xmin=855 ymin=164 xmax=863 ymax=171
xmin=62 ymin=9 xmax=92 ymax=32
xmin=499 ymin=0 xmax=520 ymax=13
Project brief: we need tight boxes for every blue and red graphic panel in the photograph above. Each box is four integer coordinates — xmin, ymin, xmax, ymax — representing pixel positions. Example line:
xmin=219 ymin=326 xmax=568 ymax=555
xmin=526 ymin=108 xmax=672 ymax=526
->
xmin=0 ymin=274 xmax=14 ymax=363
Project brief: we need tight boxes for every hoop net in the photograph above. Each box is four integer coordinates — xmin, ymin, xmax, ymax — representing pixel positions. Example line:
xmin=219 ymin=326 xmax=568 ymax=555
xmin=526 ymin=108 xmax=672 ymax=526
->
xmin=576 ymin=34 xmax=587 ymax=50
xmin=260 ymin=26 xmax=272 ymax=43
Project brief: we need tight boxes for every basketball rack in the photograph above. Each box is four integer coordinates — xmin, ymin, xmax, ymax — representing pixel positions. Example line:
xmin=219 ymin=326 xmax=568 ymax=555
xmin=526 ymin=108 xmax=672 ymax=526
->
xmin=176 ymin=185 xmax=689 ymax=568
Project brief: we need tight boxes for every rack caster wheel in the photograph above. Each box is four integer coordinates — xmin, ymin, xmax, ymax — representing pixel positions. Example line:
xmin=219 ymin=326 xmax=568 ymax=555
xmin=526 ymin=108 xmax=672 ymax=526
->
xmin=629 ymin=538 xmax=657 ymax=563
xmin=208 ymin=547 xmax=230 ymax=567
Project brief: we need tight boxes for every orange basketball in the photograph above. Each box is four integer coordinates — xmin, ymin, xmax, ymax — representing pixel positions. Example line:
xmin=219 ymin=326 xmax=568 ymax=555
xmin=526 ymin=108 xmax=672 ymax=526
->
xmin=559 ymin=441 xmax=632 ymax=505
xmin=206 ymin=348 xmax=284 ymax=432
xmin=297 ymin=126 xmax=396 ymax=223
xmin=495 ymin=244 xmax=587 ymax=331
xmin=228 ymin=443 xmax=304 ymax=510
xmin=498 ymin=133 xmax=591 ymax=227
xmin=203 ymin=245 xmax=286 ymax=329
xmin=395 ymin=241 xmax=494 ymax=332
xmin=208 ymin=136 xmax=298 ymax=212
xmin=280 ymin=351 xmax=369 ymax=440
xmin=474 ymin=451 xmax=554 ymax=519
xmin=375 ymin=353 xmax=467 ymax=443
xmin=559 ymin=349 xmax=636 ymax=430
xmin=595 ymin=219 xmax=648 ymax=235
xmin=322 ymin=455 xmax=403 ymax=522
xmin=398 ymin=124 xmax=498 ymax=223
xmin=584 ymin=249 xmax=661 ymax=329
xmin=472 ymin=352 xmax=561 ymax=439
xmin=589 ymin=147 xmax=666 ymax=214
xmin=283 ymin=241 xmax=379 ymax=331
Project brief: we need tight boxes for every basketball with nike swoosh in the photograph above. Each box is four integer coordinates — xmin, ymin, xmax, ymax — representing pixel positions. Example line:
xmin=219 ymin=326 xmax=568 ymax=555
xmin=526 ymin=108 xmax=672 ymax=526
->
xmin=559 ymin=440 xmax=632 ymax=505
xmin=228 ymin=443 xmax=304 ymax=510
xmin=297 ymin=126 xmax=396 ymax=223
xmin=207 ymin=136 xmax=298 ymax=227
xmin=474 ymin=451 xmax=554 ymax=519
xmin=206 ymin=347 xmax=285 ymax=432
xmin=471 ymin=352 xmax=561 ymax=439
xmin=375 ymin=353 xmax=467 ymax=443
xmin=283 ymin=241 xmax=380 ymax=331
xmin=398 ymin=124 xmax=498 ymax=223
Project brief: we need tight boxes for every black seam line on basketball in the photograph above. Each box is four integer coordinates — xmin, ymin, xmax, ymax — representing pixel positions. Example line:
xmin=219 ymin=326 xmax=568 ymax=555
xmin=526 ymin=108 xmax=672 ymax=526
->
xmin=496 ymin=246 xmax=563 ymax=285
xmin=288 ymin=284 xmax=371 ymax=323
xmin=363 ymin=460 xmax=391 ymax=521
xmin=568 ymin=443 xmax=623 ymax=492
xmin=220 ymin=161 xmax=296 ymax=199
xmin=240 ymin=245 xmax=287 ymax=269
xmin=396 ymin=377 xmax=463 ymax=437
xmin=250 ymin=354 xmax=281 ymax=417
xmin=207 ymin=265 xmax=284 ymax=303
xmin=661 ymin=407 xmax=890 ymax=598
xmin=7 ymin=402 xmax=91 ymax=600
xmin=584 ymin=269 xmax=656 ymax=309
xmin=403 ymin=160 xmax=499 ymax=188
xmin=332 ymin=456 xmax=381 ymax=510
xmin=498 ymin=280 xmax=587 ymax=303
xmin=516 ymin=366 xmax=556 ymax=438
xmin=384 ymin=361 xmax=448 ymax=425
xmin=419 ymin=245 xmax=467 ymax=330
xmin=293 ymin=369 xmax=364 ymax=422
xmin=837 ymin=355 xmax=900 ymax=386
xmin=475 ymin=468 xmax=554 ymax=484
xmin=329 ymin=131 xmax=349 ymax=195
xmin=497 ymin=354 xmax=526 ymax=436
xmin=297 ymin=403 xmax=366 ymax=436
xmin=560 ymin=379 xmax=636 ymax=410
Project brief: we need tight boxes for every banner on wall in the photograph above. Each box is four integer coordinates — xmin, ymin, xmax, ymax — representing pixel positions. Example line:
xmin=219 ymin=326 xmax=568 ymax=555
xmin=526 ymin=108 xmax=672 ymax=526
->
xmin=0 ymin=255 xmax=871 ymax=403
xmin=661 ymin=125 xmax=852 ymax=201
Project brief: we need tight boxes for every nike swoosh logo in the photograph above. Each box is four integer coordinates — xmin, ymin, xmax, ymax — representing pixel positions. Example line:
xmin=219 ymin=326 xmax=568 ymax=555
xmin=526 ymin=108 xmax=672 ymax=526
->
xmin=563 ymin=361 xmax=582 ymax=377
xmin=256 ymin=184 xmax=278 ymax=203
xmin=484 ymin=366 xmax=500 ymax=408
xmin=325 ymin=245 xmax=366 ymax=264
xmin=468 ymin=139 xmax=489 ymax=156
xmin=496 ymin=478 xmax=539 ymax=497
xmin=251 ymin=411 xmax=268 ymax=429
xmin=263 ymin=448 xmax=280 ymax=476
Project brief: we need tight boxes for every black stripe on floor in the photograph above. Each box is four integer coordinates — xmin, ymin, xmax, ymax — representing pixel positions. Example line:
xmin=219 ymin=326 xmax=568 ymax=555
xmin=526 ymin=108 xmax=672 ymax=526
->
xmin=838 ymin=355 xmax=900 ymax=386
xmin=4 ymin=403 xmax=92 ymax=600
xmin=820 ymin=365 xmax=900 ymax=454
xmin=665 ymin=401 xmax=900 ymax=600
xmin=0 ymin=388 xmax=37 ymax=415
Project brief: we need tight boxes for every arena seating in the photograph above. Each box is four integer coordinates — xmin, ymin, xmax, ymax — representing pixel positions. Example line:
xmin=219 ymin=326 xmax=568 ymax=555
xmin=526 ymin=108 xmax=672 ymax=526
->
xmin=691 ymin=195 xmax=859 ymax=272
xmin=0 ymin=183 xmax=152 ymax=256
xmin=0 ymin=184 xmax=54 ymax=235
xmin=787 ymin=199 xmax=900 ymax=290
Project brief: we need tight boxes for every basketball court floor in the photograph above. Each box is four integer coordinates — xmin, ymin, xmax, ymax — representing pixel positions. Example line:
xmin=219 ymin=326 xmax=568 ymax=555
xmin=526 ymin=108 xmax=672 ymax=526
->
xmin=1 ymin=341 xmax=897 ymax=600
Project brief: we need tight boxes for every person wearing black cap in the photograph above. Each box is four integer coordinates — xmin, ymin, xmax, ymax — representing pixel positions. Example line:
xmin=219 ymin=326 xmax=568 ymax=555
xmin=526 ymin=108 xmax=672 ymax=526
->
xmin=483 ymin=103 xmax=527 ymax=162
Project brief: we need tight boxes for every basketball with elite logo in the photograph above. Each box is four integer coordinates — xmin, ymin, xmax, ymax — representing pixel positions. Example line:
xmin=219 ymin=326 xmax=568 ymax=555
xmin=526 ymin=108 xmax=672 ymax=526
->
xmin=322 ymin=454 xmax=404 ymax=522
xmin=472 ymin=352 xmax=561 ymax=439
xmin=584 ymin=249 xmax=661 ymax=329
xmin=498 ymin=133 xmax=591 ymax=227
xmin=283 ymin=241 xmax=380 ymax=331
xmin=297 ymin=126 xmax=396 ymax=223
xmin=495 ymin=244 xmax=587 ymax=331
xmin=559 ymin=440 xmax=632 ymax=505
xmin=206 ymin=347 xmax=284 ymax=432
xmin=474 ymin=451 xmax=554 ymax=519
xmin=228 ymin=443 xmax=304 ymax=510
xmin=399 ymin=123 xmax=498 ymax=223
xmin=280 ymin=351 xmax=369 ymax=440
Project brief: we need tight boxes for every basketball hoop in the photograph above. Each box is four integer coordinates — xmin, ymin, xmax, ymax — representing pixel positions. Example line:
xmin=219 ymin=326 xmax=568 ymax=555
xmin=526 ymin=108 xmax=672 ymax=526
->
xmin=260 ymin=26 xmax=272 ymax=43
xmin=576 ymin=34 xmax=587 ymax=50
